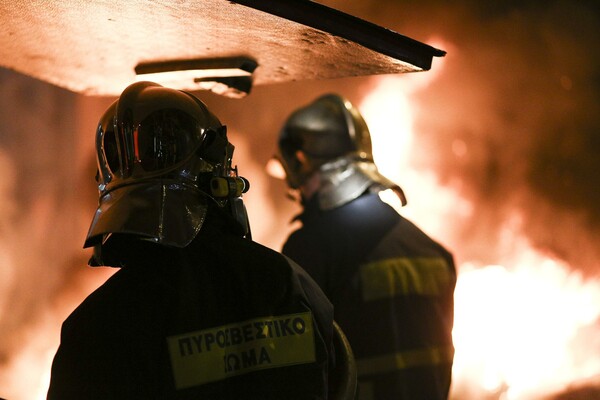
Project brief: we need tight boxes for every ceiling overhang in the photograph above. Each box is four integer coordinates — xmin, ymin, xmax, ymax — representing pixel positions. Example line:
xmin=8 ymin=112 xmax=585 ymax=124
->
xmin=0 ymin=0 xmax=445 ymax=97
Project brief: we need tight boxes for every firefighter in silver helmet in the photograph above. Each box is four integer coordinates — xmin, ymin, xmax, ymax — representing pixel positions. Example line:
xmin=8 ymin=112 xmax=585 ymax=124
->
xmin=47 ymin=82 xmax=336 ymax=400
xmin=278 ymin=93 xmax=406 ymax=210
xmin=275 ymin=93 xmax=457 ymax=400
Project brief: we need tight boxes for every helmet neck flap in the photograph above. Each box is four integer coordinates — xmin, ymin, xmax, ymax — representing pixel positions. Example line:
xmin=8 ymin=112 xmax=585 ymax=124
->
xmin=316 ymin=155 xmax=405 ymax=210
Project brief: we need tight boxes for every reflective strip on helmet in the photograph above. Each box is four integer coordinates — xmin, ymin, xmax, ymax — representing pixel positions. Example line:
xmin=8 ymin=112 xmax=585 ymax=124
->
xmin=360 ymin=257 xmax=452 ymax=301
xmin=167 ymin=312 xmax=316 ymax=389
xmin=133 ymin=126 xmax=140 ymax=161
xmin=356 ymin=345 xmax=455 ymax=376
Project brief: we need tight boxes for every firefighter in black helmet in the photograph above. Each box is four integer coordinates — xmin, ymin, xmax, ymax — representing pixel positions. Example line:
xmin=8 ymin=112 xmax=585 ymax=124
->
xmin=47 ymin=82 xmax=336 ymax=400
xmin=275 ymin=93 xmax=457 ymax=400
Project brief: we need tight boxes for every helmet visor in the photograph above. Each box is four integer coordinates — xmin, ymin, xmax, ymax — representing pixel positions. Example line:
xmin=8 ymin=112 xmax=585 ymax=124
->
xmin=103 ymin=108 xmax=201 ymax=180
xmin=135 ymin=109 xmax=197 ymax=172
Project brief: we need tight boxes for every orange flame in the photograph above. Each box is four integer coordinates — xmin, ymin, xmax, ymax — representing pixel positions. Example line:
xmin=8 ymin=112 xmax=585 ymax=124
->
xmin=360 ymin=63 xmax=600 ymax=399
xmin=453 ymin=246 xmax=600 ymax=399
xmin=4 ymin=35 xmax=600 ymax=399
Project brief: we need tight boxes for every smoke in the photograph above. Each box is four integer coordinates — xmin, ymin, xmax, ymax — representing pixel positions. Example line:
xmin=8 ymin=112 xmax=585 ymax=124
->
xmin=0 ymin=69 xmax=115 ymax=398
xmin=308 ymin=0 xmax=600 ymax=276
xmin=192 ymin=0 xmax=600 ymax=276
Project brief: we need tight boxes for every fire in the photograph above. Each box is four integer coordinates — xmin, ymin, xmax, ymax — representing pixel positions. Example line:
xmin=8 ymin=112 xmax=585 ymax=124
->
xmin=0 ymin=266 xmax=116 ymax=400
xmin=453 ymin=247 xmax=600 ymax=399
xmin=3 ymin=31 xmax=599 ymax=398
xmin=360 ymin=69 xmax=600 ymax=399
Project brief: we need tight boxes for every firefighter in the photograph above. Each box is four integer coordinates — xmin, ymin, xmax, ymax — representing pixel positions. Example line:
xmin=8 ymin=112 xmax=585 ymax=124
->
xmin=47 ymin=82 xmax=337 ymax=399
xmin=274 ymin=93 xmax=457 ymax=400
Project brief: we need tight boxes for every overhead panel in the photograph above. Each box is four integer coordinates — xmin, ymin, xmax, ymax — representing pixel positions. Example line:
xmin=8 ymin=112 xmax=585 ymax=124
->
xmin=0 ymin=0 xmax=445 ymax=97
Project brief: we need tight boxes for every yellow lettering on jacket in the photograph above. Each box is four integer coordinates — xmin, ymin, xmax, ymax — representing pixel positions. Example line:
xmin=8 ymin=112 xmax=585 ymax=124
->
xmin=167 ymin=312 xmax=316 ymax=389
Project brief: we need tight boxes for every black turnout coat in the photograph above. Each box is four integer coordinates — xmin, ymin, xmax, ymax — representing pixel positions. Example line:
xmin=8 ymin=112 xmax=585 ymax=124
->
xmin=48 ymin=207 xmax=334 ymax=400
xmin=283 ymin=192 xmax=456 ymax=400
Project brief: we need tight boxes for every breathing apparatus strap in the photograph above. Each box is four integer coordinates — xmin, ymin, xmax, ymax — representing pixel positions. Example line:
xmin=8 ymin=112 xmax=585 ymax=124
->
xmin=207 ymin=175 xmax=252 ymax=240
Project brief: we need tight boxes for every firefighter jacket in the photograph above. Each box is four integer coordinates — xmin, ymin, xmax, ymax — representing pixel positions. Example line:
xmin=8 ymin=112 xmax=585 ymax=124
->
xmin=283 ymin=192 xmax=456 ymax=400
xmin=47 ymin=207 xmax=334 ymax=400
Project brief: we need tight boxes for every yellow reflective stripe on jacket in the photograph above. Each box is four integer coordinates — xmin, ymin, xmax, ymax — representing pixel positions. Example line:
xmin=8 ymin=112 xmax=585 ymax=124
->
xmin=167 ymin=312 xmax=316 ymax=389
xmin=360 ymin=257 xmax=451 ymax=301
xmin=356 ymin=345 xmax=455 ymax=376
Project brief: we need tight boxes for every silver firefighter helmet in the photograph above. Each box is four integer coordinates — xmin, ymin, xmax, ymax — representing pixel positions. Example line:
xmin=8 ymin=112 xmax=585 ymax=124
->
xmin=278 ymin=93 xmax=406 ymax=210
xmin=84 ymin=81 xmax=250 ymax=250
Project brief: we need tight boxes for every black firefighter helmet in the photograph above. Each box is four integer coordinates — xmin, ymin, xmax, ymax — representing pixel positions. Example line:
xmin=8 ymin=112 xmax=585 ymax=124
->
xmin=84 ymin=81 xmax=250 ymax=256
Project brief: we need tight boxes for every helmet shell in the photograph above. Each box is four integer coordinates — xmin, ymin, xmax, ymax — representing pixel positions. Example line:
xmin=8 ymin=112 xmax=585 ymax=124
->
xmin=278 ymin=94 xmax=372 ymax=188
xmin=85 ymin=81 xmax=235 ymax=248
xmin=278 ymin=94 xmax=406 ymax=209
